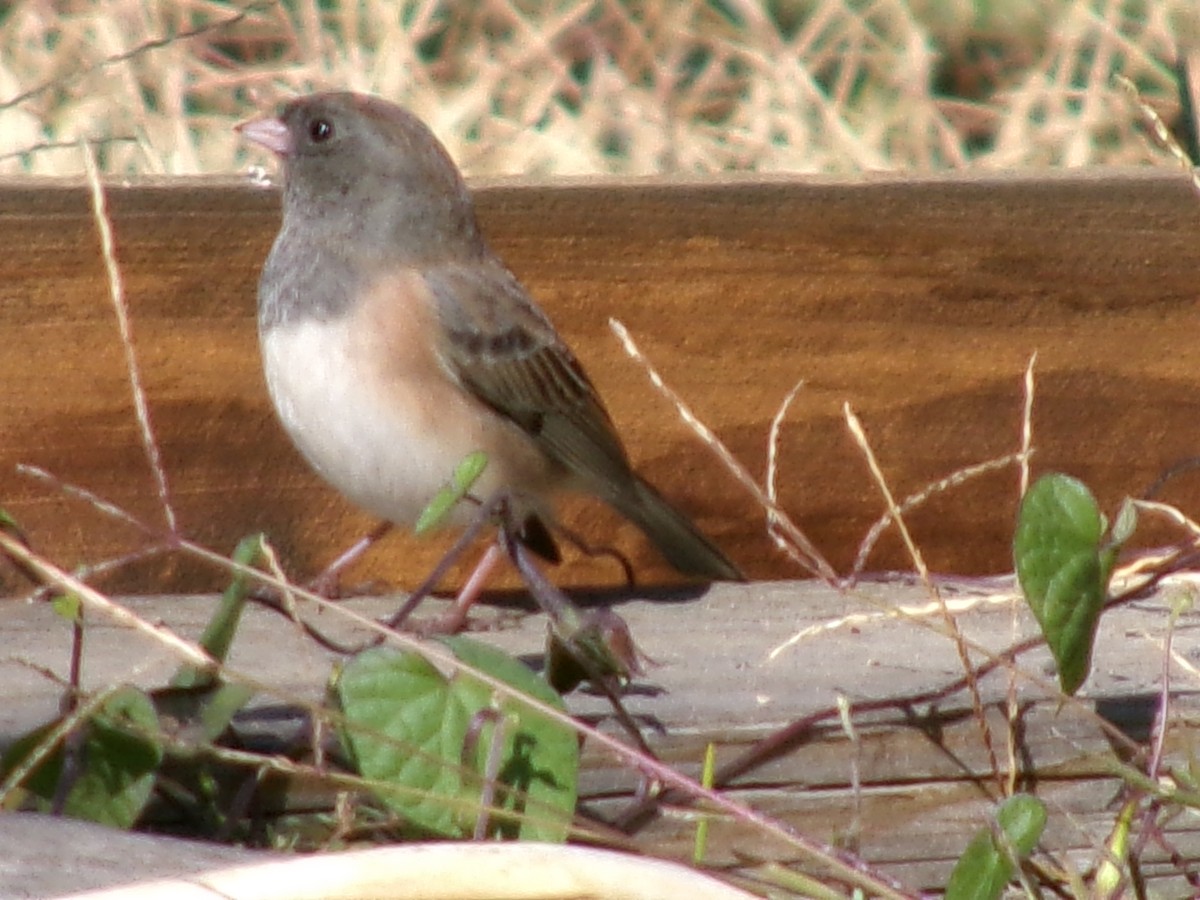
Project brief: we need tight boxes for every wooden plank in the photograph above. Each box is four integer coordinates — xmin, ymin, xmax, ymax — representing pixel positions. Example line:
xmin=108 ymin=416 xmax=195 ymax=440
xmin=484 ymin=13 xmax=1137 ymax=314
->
xmin=3 ymin=171 xmax=1200 ymax=594
xmin=0 ymin=580 xmax=1196 ymax=893
xmin=0 ymin=814 xmax=258 ymax=898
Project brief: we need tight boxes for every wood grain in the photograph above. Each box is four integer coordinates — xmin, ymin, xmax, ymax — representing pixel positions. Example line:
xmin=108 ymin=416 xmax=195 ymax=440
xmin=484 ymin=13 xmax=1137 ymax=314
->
xmin=2 ymin=170 xmax=1200 ymax=594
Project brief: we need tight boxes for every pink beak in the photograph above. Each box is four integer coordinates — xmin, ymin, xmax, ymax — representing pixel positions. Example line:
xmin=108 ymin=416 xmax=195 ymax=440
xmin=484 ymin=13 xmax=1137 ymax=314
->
xmin=236 ymin=116 xmax=292 ymax=157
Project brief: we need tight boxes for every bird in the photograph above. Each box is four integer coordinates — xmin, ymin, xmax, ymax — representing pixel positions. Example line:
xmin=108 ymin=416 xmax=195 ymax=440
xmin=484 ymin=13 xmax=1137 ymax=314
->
xmin=237 ymin=91 xmax=742 ymax=609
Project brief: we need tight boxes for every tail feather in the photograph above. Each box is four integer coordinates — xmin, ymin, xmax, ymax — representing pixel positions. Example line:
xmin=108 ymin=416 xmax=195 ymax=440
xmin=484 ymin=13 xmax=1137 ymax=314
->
xmin=608 ymin=477 xmax=743 ymax=581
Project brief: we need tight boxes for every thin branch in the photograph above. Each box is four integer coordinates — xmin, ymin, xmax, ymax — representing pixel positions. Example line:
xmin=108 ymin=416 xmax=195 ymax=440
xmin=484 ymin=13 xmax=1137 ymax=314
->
xmin=844 ymin=404 xmax=1002 ymax=795
xmin=609 ymin=318 xmax=836 ymax=583
xmin=81 ymin=141 xmax=177 ymax=533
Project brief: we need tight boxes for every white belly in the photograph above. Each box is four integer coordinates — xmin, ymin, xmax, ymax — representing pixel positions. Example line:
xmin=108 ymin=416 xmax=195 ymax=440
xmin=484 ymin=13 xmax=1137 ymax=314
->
xmin=261 ymin=315 xmax=556 ymax=527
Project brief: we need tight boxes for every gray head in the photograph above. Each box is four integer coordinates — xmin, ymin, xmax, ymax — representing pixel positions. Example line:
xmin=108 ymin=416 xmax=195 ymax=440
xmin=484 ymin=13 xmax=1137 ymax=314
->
xmin=241 ymin=92 xmax=484 ymax=262
xmin=240 ymin=92 xmax=487 ymax=326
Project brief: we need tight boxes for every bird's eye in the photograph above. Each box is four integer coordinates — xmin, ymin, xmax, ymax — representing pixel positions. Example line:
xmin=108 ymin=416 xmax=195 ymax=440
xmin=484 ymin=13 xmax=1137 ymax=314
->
xmin=309 ymin=118 xmax=334 ymax=143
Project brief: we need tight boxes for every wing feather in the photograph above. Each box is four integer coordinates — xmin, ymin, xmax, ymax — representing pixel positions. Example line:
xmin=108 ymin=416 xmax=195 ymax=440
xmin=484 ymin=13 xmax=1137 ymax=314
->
xmin=424 ymin=261 xmax=634 ymax=495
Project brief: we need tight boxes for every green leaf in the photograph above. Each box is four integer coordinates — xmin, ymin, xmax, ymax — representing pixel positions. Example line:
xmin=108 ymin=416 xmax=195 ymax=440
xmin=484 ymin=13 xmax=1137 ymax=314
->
xmin=1096 ymin=797 xmax=1136 ymax=895
xmin=1109 ymin=497 xmax=1138 ymax=546
xmin=51 ymin=592 xmax=82 ymax=622
xmin=996 ymin=793 xmax=1047 ymax=856
xmin=334 ymin=639 xmax=577 ymax=841
xmin=153 ymin=682 xmax=256 ymax=746
xmin=173 ymin=534 xmax=264 ymax=690
xmin=414 ymin=452 xmax=488 ymax=535
xmin=945 ymin=794 xmax=1047 ymax=900
xmin=2 ymin=686 xmax=163 ymax=829
xmin=1014 ymin=474 xmax=1119 ymax=695
xmin=157 ymin=535 xmax=261 ymax=742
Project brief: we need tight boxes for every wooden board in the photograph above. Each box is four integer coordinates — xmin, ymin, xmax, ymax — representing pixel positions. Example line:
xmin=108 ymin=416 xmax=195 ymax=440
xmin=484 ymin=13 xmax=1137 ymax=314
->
xmin=0 ymin=580 xmax=1196 ymax=894
xmin=2 ymin=170 xmax=1200 ymax=595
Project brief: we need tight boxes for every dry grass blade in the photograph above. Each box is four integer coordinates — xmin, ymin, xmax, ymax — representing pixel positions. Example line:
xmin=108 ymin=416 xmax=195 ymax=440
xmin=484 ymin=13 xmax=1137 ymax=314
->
xmin=0 ymin=530 xmax=212 ymax=670
xmin=843 ymin=403 xmax=1002 ymax=793
xmin=1019 ymin=351 xmax=1036 ymax=498
xmin=0 ymin=3 xmax=272 ymax=113
xmin=1008 ymin=351 xmax=1038 ymax=794
xmin=846 ymin=452 xmax=1024 ymax=585
xmin=766 ymin=587 xmax=1019 ymax=661
xmin=609 ymin=318 xmax=836 ymax=583
xmin=1116 ymin=71 xmax=1200 ymax=193
xmin=1 ymin=1 xmax=1187 ymax=175
xmin=81 ymin=141 xmax=177 ymax=534
xmin=765 ymin=381 xmax=822 ymax=575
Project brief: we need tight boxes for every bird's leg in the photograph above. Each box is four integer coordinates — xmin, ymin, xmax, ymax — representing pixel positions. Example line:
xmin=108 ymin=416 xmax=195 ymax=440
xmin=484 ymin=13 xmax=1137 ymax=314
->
xmin=408 ymin=490 xmax=568 ymax=634
xmin=307 ymin=520 xmax=393 ymax=598
xmin=423 ymin=542 xmax=506 ymax=634
xmin=384 ymin=490 xmax=506 ymax=631
xmin=501 ymin=524 xmax=654 ymax=754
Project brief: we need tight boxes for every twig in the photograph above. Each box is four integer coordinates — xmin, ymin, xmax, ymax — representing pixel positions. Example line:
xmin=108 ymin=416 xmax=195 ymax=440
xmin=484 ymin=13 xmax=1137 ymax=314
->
xmin=844 ymin=404 xmax=1002 ymax=795
xmin=767 ymin=583 xmax=1017 ymax=661
xmin=1009 ymin=352 xmax=1037 ymax=795
xmin=609 ymin=318 xmax=837 ymax=583
xmin=17 ymin=464 xmax=150 ymax=532
xmin=0 ymin=530 xmax=212 ymax=670
xmin=1018 ymin=352 xmax=1036 ymax=498
xmin=1115 ymin=72 xmax=1200 ymax=194
xmin=0 ymin=3 xmax=274 ymax=111
xmin=765 ymin=380 xmax=816 ymax=571
xmin=846 ymin=452 xmax=1023 ymax=586
xmin=81 ymin=141 xmax=177 ymax=533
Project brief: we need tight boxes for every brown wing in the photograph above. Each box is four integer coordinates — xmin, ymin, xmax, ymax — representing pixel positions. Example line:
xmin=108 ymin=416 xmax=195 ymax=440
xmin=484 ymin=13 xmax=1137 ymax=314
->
xmin=423 ymin=260 xmax=635 ymax=497
xmin=424 ymin=260 xmax=743 ymax=581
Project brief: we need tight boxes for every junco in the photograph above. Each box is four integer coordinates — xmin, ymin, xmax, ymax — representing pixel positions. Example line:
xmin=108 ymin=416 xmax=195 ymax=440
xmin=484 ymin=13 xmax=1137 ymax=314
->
xmin=237 ymin=91 xmax=742 ymax=594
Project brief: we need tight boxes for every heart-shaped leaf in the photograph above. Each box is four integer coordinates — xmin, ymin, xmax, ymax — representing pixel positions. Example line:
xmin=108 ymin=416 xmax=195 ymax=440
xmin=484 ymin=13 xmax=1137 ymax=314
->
xmin=1014 ymin=474 xmax=1120 ymax=694
xmin=945 ymin=793 xmax=1047 ymax=900
xmin=2 ymin=686 xmax=163 ymax=829
xmin=335 ymin=638 xmax=577 ymax=841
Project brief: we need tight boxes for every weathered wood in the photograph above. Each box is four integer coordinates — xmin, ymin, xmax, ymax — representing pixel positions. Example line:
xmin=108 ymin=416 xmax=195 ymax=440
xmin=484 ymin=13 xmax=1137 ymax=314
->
xmin=0 ymin=814 xmax=257 ymax=898
xmin=3 ymin=171 xmax=1200 ymax=595
xmin=0 ymin=581 xmax=1196 ymax=893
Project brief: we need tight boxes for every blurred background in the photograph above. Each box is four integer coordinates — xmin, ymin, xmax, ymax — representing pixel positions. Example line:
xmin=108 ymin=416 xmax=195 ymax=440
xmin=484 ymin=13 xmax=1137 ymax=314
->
xmin=1 ymin=0 xmax=1196 ymax=178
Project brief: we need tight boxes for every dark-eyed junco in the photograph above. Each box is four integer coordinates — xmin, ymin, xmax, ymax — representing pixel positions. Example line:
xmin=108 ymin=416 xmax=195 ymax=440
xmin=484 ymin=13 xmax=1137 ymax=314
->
xmin=237 ymin=91 xmax=741 ymax=589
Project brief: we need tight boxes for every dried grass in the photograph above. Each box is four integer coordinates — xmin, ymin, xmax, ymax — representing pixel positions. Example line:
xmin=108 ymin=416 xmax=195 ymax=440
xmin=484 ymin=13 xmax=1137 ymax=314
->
xmin=0 ymin=0 xmax=1194 ymax=177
